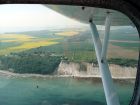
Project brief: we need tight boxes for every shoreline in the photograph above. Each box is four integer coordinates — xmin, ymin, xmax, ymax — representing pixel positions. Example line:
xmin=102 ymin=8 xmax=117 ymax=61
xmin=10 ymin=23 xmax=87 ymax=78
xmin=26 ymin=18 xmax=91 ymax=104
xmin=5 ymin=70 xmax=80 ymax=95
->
xmin=0 ymin=70 xmax=136 ymax=80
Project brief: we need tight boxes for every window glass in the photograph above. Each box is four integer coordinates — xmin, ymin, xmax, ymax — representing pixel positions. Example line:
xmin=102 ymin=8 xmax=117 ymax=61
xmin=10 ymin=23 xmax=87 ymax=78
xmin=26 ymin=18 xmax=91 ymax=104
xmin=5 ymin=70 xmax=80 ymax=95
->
xmin=0 ymin=4 xmax=139 ymax=105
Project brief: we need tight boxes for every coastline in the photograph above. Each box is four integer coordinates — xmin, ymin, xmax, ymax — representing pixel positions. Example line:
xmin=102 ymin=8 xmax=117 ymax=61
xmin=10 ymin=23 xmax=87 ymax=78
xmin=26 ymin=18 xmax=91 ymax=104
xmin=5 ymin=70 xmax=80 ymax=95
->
xmin=0 ymin=70 xmax=136 ymax=80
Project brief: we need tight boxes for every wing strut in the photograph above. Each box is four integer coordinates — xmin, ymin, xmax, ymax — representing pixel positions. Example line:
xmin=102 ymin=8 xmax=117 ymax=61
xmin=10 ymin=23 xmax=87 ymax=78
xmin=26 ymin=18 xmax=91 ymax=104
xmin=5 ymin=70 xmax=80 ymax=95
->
xmin=89 ymin=13 xmax=120 ymax=105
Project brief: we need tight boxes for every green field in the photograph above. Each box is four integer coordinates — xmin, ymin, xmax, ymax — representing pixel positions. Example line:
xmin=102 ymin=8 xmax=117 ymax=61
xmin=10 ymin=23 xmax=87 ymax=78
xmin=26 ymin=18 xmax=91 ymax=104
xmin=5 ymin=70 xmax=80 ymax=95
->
xmin=111 ymin=42 xmax=140 ymax=48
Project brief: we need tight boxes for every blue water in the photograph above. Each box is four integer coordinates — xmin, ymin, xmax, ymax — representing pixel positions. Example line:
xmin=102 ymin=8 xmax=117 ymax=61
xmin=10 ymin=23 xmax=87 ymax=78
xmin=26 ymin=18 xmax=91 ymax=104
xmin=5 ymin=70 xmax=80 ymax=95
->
xmin=0 ymin=76 xmax=134 ymax=105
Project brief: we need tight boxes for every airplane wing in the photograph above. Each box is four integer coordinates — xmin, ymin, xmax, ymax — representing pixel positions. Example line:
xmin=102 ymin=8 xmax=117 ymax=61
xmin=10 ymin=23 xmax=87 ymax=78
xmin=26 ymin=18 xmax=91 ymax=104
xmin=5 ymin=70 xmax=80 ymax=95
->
xmin=45 ymin=5 xmax=133 ymax=26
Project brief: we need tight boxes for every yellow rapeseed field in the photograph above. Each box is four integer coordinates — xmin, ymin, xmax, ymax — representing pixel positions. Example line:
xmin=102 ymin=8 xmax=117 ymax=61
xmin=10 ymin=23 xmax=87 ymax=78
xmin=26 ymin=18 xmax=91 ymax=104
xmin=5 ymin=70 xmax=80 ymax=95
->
xmin=55 ymin=31 xmax=79 ymax=36
xmin=0 ymin=34 xmax=34 ymax=42
xmin=0 ymin=40 xmax=58 ymax=55
xmin=0 ymin=34 xmax=60 ymax=55
xmin=10 ymin=41 xmax=58 ymax=50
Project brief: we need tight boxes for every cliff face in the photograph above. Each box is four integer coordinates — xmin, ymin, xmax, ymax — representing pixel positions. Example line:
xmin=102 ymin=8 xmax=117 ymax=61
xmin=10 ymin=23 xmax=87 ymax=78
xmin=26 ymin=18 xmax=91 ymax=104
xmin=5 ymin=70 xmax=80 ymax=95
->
xmin=57 ymin=61 xmax=137 ymax=78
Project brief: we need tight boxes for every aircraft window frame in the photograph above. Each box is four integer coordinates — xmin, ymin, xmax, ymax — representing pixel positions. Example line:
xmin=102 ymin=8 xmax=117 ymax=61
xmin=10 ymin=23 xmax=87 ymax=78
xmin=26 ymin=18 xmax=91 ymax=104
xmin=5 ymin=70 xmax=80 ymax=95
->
xmin=0 ymin=1 xmax=139 ymax=105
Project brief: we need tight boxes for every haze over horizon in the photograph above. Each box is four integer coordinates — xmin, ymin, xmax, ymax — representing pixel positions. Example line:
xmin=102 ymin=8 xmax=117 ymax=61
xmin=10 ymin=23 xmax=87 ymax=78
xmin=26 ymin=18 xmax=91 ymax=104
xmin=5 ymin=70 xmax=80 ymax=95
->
xmin=0 ymin=4 xmax=87 ymax=33
xmin=0 ymin=4 xmax=135 ymax=33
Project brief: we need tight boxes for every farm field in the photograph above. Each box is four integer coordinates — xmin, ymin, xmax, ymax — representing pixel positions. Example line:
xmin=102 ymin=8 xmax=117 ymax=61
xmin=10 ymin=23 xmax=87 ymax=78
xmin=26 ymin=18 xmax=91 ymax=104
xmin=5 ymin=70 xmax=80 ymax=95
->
xmin=55 ymin=31 xmax=79 ymax=36
xmin=111 ymin=42 xmax=139 ymax=48
xmin=0 ymin=27 xmax=139 ymax=60
xmin=0 ymin=31 xmax=78 ymax=55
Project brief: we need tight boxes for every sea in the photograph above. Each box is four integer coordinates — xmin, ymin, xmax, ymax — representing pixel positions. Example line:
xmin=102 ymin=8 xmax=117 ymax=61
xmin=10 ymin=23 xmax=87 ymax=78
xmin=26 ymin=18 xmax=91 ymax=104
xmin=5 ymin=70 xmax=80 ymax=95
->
xmin=0 ymin=75 xmax=135 ymax=105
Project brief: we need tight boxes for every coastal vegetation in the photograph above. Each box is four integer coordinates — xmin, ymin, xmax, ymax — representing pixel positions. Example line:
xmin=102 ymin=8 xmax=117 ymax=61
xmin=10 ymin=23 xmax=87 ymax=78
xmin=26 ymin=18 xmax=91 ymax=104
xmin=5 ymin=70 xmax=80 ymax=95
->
xmin=0 ymin=50 xmax=138 ymax=74
xmin=0 ymin=53 xmax=61 ymax=74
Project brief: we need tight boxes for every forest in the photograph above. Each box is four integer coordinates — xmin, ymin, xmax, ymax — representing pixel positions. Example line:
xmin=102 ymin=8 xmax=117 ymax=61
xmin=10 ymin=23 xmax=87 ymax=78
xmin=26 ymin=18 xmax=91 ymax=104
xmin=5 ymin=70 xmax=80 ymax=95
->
xmin=0 ymin=53 xmax=61 ymax=74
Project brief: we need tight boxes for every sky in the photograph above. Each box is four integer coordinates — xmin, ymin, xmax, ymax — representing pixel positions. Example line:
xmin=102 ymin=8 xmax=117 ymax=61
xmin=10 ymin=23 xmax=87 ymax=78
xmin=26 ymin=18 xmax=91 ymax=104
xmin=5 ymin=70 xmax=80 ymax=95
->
xmin=0 ymin=4 xmax=86 ymax=33
xmin=0 ymin=4 xmax=135 ymax=33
